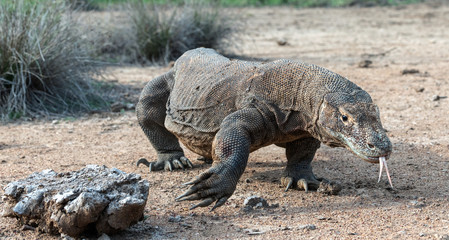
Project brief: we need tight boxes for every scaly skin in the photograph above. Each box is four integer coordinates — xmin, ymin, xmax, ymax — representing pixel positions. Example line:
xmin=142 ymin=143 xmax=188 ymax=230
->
xmin=136 ymin=48 xmax=392 ymax=210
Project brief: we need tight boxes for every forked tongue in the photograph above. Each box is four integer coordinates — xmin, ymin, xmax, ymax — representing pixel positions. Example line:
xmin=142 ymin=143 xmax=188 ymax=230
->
xmin=377 ymin=156 xmax=393 ymax=188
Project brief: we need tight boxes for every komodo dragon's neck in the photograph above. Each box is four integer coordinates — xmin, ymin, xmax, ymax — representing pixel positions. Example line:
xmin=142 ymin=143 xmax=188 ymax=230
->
xmin=282 ymin=62 xmax=362 ymax=141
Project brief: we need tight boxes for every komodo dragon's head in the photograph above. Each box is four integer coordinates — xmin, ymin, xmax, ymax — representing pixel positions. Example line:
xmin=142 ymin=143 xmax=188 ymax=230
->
xmin=316 ymin=91 xmax=392 ymax=163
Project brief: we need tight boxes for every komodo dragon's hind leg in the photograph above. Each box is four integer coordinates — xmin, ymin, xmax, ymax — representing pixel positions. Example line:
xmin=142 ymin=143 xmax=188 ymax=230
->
xmin=280 ymin=138 xmax=341 ymax=194
xmin=136 ymin=71 xmax=193 ymax=171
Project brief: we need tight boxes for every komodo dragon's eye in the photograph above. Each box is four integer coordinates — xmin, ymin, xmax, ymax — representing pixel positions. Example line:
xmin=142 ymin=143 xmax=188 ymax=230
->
xmin=341 ymin=115 xmax=348 ymax=122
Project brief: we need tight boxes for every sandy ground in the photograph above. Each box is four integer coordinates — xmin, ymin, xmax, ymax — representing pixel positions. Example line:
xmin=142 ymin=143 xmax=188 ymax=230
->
xmin=1 ymin=3 xmax=449 ymax=239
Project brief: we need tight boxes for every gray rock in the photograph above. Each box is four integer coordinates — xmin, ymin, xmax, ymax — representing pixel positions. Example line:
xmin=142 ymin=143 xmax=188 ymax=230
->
xmin=401 ymin=69 xmax=420 ymax=75
xmin=243 ymin=196 xmax=269 ymax=209
xmin=432 ymin=95 xmax=447 ymax=101
xmin=168 ymin=215 xmax=183 ymax=223
xmin=2 ymin=165 xmax=149 ymax=237
xmin=358 ymin=60 xmax=373 ymax=68
xmin=297 ymin=224 xmax=317 ymax=231
xmin=276 ymin=38 xmax=288 ymax=46
xmin=317 ymin=181 xmax=342 ymax=195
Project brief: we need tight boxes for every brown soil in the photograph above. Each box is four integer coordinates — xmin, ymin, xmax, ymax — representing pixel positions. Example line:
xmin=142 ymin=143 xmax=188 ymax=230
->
xmin=1 ymin=3 xmax=449 ymax=239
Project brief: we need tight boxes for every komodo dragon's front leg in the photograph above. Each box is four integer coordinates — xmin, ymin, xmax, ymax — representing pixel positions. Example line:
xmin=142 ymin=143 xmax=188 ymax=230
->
xmin=281 ymin=138 xmax=341 ymax=193
xmin=136 ymin=71 xmax=193 ymax=171
xmin=176 ymin=108 xmax=268 ymax=210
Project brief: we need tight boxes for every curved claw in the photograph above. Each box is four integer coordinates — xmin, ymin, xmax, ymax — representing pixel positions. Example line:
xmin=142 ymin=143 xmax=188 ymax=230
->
xmin=172 ymin=159 xmax=184 ymax=170
xmin=190 ymin=198 xmax=215 ymax=210
xmin=297 ymin=179 xmax=309 ymax=192
xmin=175 ymin=167 xmax=236 ymax=211
xmin=183 ymin=172 xmax=212 ymax=186
xmin=176 ymin=188 xmax=197 ymax=201
xmin=180 ymin=157 xmax=194 ymax=168
xmin=136 ymin=158 xmax=150 ymax=167
xmin=137 ymin=156 xmax=193 ymax=172
xmin=210 ymin=197 xmax=228 ymax=211
xmin=282 ymin=177 xmax=294 ymax=192
xmin=282 ymin=174 xmax=325 ymax=192
xmin=177 ymin=193 xmax=201 ymax=201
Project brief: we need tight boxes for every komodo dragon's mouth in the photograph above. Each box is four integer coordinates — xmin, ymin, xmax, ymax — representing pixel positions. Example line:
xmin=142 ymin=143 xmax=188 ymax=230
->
xmin=363 ymin=154 xmax=390 ymax=163
xmin=344 ymin=143 xmax=390 ymax=164
xmin=347 ymin=147 xmax=394 ymax=188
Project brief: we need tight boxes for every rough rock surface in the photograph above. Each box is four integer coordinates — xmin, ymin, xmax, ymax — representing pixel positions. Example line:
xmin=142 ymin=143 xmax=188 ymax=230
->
xmin=1 ymin=165 xmax=149 ymax=237
xmin=243 ymin=196 xmax=269 ymax=209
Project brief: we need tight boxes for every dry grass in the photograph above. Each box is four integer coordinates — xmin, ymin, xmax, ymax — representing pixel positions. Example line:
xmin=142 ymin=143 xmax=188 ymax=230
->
xmin=126 ymin=0 xmax=239 ymax=63
xmin=0 ymin=0 xmax=240 ymax=119
xmin=73 ymin=1 xmax=241 ymax=64
xmin=0 ymin=0 xmax=109 ymax=119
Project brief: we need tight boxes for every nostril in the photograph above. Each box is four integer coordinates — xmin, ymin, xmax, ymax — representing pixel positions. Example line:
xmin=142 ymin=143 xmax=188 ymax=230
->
xmin=367 ymin=143 xmax=375 ymax=149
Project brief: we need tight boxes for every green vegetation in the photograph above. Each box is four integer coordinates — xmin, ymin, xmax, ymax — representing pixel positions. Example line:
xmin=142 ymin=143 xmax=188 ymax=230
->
xmin=88 ymin=0 xmax=424 ymax=8
xmin=0 ymin=0 xmax=108 ymax=119
xmin=67 ymin=0 xmax=101 ymax=10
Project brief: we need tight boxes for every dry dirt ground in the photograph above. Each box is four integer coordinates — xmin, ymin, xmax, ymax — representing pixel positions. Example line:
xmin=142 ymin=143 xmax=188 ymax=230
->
xmin=1 ymin=3 xmax=449 ymax=240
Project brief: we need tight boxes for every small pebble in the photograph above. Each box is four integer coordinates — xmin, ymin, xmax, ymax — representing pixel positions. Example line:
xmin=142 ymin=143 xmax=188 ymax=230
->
xmin=244 ymin=228 xmax=264 ymax=235
xmin=21 ymin=225 xmax=35 ymax=231
xmin=401 ymin=69 xmax=419 ymax=75
xmin=414 ymin=87 xmax=425 ymax=92
xmin=180 ymin=223 xmax=192 ymax=229
xmin=60 ymin=233 xmax=75 ymax=240
xmin=168 ymin=215 xmax=183 ymax=223
xmin=358 ymin=60 xmax=372 ymax=68
xmin=432 ymin=95 xmax=447 ymax=101
xmin=277 ymin=38 xmax=288 ymax=46
xmin=243 ymin=196 xmax=269 ymax=209
xmin=297 ymin=224 xmax=316 ymax=231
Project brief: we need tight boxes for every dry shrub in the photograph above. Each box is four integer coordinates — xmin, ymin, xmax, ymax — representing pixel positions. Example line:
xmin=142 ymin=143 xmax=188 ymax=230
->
xmin=129 ymin=0 xmax=239 ymax=63
xmin=0 ymin=0 xmax=108 ymax=119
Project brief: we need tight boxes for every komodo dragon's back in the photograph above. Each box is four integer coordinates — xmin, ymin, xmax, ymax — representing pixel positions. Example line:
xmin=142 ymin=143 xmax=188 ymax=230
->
xmin=168 ymin=48 xmax=258 ymax=133
xmin=168 ymin=48 xmax=365 ymax=134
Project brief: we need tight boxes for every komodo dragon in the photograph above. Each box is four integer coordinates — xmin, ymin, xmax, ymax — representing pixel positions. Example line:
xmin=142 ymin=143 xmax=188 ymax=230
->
xmin=136 ymin=48 xmax=392 ymax=211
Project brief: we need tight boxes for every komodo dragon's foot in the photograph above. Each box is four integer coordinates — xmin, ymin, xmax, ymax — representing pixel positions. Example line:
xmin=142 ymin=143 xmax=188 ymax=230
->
xmin=136 ymin=153 xmax=193 ymax=172
xmin=281 ymin=165 xmax=341 ymax=195
xmin=175 ymin=164 xmax=238 ymax=211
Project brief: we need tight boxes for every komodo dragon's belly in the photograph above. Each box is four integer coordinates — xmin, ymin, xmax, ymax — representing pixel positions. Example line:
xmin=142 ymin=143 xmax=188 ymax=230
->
xmin=165 ymin=116 xmax=216 ymax=158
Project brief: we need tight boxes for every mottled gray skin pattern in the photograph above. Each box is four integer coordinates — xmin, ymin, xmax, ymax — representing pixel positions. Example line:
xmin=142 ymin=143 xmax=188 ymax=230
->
xmin=136 ymin=48 xmax=392 ymax=210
